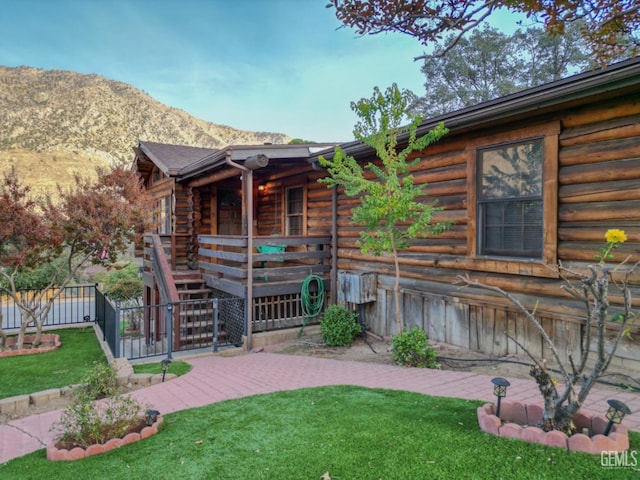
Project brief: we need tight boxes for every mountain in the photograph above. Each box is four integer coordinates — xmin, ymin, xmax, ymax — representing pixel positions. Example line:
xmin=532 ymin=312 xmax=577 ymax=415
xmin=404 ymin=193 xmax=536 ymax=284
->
xmin=0 ymin=66 xmax=292 ymax=196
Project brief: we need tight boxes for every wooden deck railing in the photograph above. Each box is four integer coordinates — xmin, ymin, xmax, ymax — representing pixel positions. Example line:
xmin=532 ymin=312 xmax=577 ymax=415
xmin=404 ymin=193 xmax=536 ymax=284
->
xmin=150 ymin=234 xmax=180 ymax=305
xmin=197 ymin=235 xmax=331 ymax=298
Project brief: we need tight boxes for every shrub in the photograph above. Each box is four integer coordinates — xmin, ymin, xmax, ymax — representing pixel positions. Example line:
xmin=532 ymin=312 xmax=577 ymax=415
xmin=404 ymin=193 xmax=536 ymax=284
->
xmin=79 ymin=361 xmax=121 ymax=400
xmin=321 ymin=305 xmax=361 ymax=346
xmin=391 ymin=327 xmax=439 ymax=368
xmin=53 ymin=393 xmax=148 ymax=448
xmin=51 ymin=362 xmax=150 ymax=448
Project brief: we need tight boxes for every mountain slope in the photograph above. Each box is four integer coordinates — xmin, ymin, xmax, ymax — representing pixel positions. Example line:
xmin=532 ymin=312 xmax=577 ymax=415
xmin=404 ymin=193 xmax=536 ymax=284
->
xmin=0 ymin=66 xmax=291 ymax=195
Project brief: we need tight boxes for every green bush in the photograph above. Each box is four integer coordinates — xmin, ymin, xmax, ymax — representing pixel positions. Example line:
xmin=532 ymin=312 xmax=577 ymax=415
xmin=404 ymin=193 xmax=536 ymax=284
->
xmin=51 ymin=362 xmax=150 ymax=448
xmin=391 ymin=327 xmax=439 ymax=368
xmin=79 ymin=362 xmax=121 ymax=400
xmin=320 ymin=305 xmax=361 ymax=346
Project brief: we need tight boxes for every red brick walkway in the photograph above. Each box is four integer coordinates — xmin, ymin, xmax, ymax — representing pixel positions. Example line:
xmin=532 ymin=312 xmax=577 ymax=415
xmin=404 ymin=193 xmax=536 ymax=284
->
xmin=1 ymin=352 xmax=638 ymax=464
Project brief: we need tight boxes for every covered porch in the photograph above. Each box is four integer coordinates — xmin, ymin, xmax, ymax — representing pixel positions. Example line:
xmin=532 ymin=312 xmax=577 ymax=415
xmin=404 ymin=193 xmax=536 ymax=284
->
xmin=136 ymin=141 xmax=336 ymax=350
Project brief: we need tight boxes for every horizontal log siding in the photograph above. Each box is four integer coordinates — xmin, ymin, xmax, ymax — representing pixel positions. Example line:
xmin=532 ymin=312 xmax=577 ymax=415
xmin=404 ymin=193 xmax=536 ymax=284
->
xmin=319 ymin=93 xmax=640 ymax=372
xmin=558 ymin=96 xmax=640 ymax=266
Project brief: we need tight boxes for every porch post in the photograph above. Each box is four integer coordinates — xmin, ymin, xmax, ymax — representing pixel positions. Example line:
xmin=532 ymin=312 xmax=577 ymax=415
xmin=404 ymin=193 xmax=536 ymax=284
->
xmin=225 ymin=153 xmax=269 ymax=351
xmin=245 ymin=169 xmax=254 ymax=351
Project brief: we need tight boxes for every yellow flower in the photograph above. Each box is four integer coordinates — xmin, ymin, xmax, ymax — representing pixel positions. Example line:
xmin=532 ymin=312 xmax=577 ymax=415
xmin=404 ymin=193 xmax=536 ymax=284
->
xmin=605 ymin=229 xmax=627 ymax=244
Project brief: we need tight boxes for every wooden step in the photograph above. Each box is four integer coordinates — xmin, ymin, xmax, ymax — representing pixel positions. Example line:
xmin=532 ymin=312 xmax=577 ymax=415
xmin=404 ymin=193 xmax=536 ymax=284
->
xmin=178 ymin=288 xmax=213 ymax=300
xmin=179 ymin=331 xmax=228 ymax=346
xmin=180 ymin=319 xmax=215 ymax=329
xmin=178 ymin=308 xmax=214 ymax=317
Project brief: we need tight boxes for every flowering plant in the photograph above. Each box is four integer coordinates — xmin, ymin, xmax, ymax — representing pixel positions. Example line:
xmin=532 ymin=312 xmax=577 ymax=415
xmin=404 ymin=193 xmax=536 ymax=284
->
xmin=596 ymin=228 xmax=627 ymax=263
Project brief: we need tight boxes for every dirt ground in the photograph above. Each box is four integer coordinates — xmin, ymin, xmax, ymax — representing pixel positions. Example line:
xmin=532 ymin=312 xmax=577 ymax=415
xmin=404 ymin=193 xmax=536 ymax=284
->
xmin=267 ymin=332 xmax=536 ymax=380
xmin=266 ymin=332 xmax=639 ymax=393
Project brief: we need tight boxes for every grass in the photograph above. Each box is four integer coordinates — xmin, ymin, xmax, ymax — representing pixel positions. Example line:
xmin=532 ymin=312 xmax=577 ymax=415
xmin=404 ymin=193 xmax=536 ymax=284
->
xmin=1 ymin=386 xmax=638 ymax=479
xmin=0 ymin=328 xmax=106 ymax=399
xmin=132 ymin=360 xmax=192 ymax=377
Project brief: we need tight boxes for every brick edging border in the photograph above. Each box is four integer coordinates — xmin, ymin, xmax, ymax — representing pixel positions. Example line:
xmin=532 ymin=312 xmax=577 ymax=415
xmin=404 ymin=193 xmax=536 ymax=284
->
xmin=477 ymin=402 xmax=629 ymax=454
xmin=46 ymin=416 xmax=163 ymax=461
xmin=0 ymin=334 xmax=61 ymax=357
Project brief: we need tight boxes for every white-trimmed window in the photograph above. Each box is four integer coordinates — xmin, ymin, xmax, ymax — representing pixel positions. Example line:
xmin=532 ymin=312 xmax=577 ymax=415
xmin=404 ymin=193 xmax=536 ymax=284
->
xmin=285 ymin=186 xmax=304 ymax=235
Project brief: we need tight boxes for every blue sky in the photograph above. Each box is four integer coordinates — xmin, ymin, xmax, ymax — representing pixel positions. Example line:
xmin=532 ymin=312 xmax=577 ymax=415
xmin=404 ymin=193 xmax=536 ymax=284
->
xmin=0 ymin=0 xmax=523 ymax=142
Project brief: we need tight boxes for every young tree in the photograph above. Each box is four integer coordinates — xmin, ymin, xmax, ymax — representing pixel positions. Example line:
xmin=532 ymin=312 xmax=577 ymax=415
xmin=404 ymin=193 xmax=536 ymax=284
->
xmin=328 ymin=0 xmax=639 ymax=64
xmin=0 ymin=167 xmax=151 ymax=350
xmin=319 ymin=84 xmax=451 ymax=334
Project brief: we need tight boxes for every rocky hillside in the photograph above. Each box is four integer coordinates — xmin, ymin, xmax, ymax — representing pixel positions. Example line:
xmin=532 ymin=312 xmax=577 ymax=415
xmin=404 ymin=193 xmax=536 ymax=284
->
xmin=0 ymin=66 xmax=291 ymax=195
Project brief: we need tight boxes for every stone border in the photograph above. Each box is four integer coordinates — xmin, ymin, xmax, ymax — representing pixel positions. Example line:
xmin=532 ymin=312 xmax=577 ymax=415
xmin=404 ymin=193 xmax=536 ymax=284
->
xmin=0 ymin=372 xmax=177 ymax=417
xmin=477 ymin=401 xmax=629 ymax=454
xmin=47 ymin=415 xmax=163 ymax=461
xmin=0 ymin=334 xmax=61 ymax=357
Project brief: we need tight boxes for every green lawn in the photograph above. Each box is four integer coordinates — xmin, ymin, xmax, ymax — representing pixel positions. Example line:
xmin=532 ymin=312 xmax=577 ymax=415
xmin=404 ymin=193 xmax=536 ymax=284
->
xmin=0 ymin=328 xmax=106 ymax=399
xmin=1 ymin=386 xmax=638 ymax=479
xmin=132 ymin=360 xmax=192 ymax=377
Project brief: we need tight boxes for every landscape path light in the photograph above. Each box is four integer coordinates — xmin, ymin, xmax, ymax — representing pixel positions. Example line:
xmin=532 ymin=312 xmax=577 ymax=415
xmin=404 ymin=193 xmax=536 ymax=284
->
xmin=604 ymin=399 xmax=631 ymax=436
xmin=145 ymin=409 xmax=160 ymax=426
xmin=491 ymin=377 xmax=510 ymax=418
xmin=161 ymin=357 xmax=172 ymax=382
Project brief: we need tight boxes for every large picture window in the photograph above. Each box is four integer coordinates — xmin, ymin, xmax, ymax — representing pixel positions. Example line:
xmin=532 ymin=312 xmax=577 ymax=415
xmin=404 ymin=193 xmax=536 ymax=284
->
xmin=477 ymin=139 xmax=544 ymax=258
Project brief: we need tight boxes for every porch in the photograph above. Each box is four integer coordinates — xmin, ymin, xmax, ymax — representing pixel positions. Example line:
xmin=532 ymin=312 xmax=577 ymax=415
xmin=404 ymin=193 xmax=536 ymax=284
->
xmin=142 ymin=233 xmax=332 ymax=349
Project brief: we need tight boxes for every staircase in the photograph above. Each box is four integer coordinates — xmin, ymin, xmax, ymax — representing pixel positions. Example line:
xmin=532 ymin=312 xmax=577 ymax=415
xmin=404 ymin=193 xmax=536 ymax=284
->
xmin=172 ymin=271 xmax=225 ymax=348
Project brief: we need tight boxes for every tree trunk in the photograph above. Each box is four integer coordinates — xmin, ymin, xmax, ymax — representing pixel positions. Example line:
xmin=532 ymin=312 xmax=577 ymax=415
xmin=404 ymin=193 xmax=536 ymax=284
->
xmin=392 ymin=245 xmax=402 ymax=335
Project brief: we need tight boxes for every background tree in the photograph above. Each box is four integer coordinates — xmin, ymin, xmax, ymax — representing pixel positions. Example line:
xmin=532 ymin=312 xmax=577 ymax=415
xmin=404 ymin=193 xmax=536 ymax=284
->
xmin=328 ymin=0 xmax=639 ymax=64
xmin=0 ymin=167 xmax=151 ymax=350
xmin=411 ymin=24 xmax=590 ymax=117
xmin=319 ymin=84 xmax=451 ymax=334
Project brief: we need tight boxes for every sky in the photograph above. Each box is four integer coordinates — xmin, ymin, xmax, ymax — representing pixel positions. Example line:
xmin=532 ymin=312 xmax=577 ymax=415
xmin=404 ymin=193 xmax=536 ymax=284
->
xmin=0 ymin=0 xmax=525 ymax=142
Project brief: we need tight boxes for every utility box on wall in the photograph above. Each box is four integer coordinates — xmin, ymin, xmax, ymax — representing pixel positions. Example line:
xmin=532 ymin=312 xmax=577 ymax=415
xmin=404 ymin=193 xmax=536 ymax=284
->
xmin=337 ymin=271 xmax=377 ymax=304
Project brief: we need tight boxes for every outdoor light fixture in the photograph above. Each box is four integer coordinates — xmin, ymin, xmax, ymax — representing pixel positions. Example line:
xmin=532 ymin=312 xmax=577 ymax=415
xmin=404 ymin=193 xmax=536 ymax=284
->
xmin=604 ymin=399 xmax=631 ymax=435
xmin=145 ymin=409 xmax=160 ymax=426
xmin=161 ymin=357 xmax=172 ymax=383
xmin=491 ymin=377 xmax=511 ymax=418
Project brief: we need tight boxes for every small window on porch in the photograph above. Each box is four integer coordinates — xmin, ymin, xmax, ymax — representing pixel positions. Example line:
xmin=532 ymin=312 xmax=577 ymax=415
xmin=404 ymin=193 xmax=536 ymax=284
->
xmin=285 ymin=186 xmax=304 ymax=235
xmin=155 ymin=194 xmax=172 ymax=234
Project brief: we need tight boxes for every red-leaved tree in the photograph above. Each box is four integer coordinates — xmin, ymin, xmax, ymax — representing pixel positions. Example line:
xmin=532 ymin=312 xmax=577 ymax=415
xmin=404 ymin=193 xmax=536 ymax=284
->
xmin=0 ymin=166 xmax=151 ymax=350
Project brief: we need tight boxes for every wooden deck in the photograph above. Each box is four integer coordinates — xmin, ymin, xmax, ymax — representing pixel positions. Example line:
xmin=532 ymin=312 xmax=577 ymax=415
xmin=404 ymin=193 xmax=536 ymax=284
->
xmin=198 ymin=234 xmax=331 ymax=298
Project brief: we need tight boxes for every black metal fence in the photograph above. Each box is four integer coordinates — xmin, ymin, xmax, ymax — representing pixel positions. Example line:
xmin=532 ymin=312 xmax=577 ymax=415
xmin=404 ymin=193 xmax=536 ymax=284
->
xmin=4 ymin=284 xmax=245 ymax=361
xmin=1 ymin=284 xmax=96 ymax=331
xmin=97 ymin=295 xmax=245 ymax=361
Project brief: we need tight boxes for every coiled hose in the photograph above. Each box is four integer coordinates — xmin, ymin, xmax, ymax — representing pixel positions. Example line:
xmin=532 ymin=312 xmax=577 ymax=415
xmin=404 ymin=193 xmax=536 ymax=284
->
xmin=298 ymin=274 xmax=325 ymax=341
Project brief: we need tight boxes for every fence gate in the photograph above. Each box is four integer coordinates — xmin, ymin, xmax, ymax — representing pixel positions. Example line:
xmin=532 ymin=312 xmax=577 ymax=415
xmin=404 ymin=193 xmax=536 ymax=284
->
xmin=99 ymin=296 xmax=245 ymax=361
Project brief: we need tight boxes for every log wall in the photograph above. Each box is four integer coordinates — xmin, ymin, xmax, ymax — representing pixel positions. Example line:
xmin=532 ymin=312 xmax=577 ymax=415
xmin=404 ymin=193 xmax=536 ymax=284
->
xmin=322 ymin=92 xmax=640 ymax=373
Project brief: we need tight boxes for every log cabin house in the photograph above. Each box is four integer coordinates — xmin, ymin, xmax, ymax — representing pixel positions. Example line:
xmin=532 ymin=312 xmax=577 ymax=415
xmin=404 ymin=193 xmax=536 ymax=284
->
xmin=310 ymin=57 xmax=640 ymax=373
xmin=133 ymin=141 xmax=337 ymax=350
xmin=135 ymin=57 xmax=640 ymax=372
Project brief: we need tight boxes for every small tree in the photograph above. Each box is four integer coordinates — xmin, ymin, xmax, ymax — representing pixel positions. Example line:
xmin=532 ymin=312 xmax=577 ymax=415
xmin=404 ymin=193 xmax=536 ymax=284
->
xmin=0 ymin=167 xmax=151 ymax=350
xmin=319 ymin=84 xmax=451 ymax=334
xmin=459 ymin=230 xmax=639 ymax=433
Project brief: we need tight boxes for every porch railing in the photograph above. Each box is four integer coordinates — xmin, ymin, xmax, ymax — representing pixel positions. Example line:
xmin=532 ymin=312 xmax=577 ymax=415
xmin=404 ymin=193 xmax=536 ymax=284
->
xmin=197 ymin=235 xmax=331 ymax=298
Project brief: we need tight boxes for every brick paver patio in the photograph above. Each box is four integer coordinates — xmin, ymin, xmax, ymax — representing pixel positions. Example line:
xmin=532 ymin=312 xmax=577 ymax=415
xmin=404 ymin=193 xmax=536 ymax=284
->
xmin=1 ymin=351 xmax=638 ymax=464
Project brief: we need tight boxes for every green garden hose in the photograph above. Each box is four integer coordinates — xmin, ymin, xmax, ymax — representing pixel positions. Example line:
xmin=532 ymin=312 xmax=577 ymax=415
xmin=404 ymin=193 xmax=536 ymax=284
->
xmin=298 ymin=274 xmax=325 ymax=341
